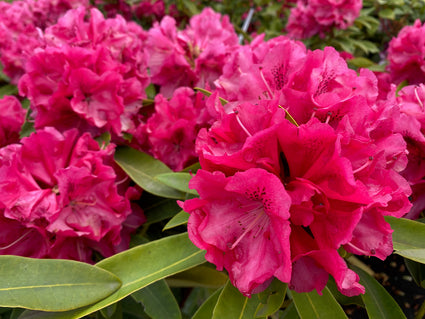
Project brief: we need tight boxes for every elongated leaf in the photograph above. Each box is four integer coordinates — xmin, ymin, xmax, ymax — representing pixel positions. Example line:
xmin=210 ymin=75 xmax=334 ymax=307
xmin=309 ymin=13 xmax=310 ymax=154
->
xmin=114 ymin=146 xmax=185 ymax=199
xmin=291 ymin=287 xmax=347 ymax=319
xmin=280 ymin=302 xmax=300 ymax=319
xmin=404 ymin=258 xmax=425 ymax=288
xmin=142 ymin=194 xmax=181 ymax=225
xmin=212 ymin=280 xmax=261 ymax=319
xmin=0 ymin=84 xmax=18 ymax=98
xmin=132 ymin=280 xmax=181 ymax=319
xmin=255 ymin=279 xmax=287 ymax=318
xmin=166 ymin=265 xmax=227 ymax=288
xmin=0 ymin=256 xmax=121 ymax=311
xmin=385 ymin=216 xmax=425 ymax=263
xmin=163 ymin=211 xmax=189 ymax=230
xmin=192 ymin=288 xmax=223 ymax=319
xmin=351 ymin=265 xmax=406 ymax=319
xmin=20 ymin=233 xmax=205 ymax=319
xmin=156 ymin=172 xmax=198 ymax=196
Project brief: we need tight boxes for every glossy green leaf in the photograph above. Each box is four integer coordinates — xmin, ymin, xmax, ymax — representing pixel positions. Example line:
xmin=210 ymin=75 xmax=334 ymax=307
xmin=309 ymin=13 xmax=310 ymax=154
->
xmin=291 ymin=287 xmax=347 ymax=318
xmin=114 ymin=146 xmax=185 ymax=199
xmin=191 ymin=288 xmax=223 ymax=319
xmin=20 ymin=233 xmax=205 ymax=319
xmin=142 ymin=194 xmax=181 ymax=225
xmin=132 ymin=280 xmax=181 ymax=319
xmin=0 ymin=256 xmax=121 ymax=311
xmin=167 ymin=265 xmax=228 ymax=288
xmin=385 ymin=216 xmax=425 ymax=263
xmin=351 ymin=265 xmax=406 ymax=319
xmin=163 ymin=211 xmax=190 ymax=230
xmin=280 ymin=302 xmax=300 ymax=319
xmin=404 ymin=258 xmax=425 ymax=288
xmin=0 ymin=84 xmax=18 ymax=98
xmin=156 ymin=172 xmax=198 ymax=196
xmin=255 ymin=279 xmax=287 ymax=317
xmin=212 ymin=280 xmax=261 ymax=319
xmin=326 ymin=277 xmax=363 ymax=306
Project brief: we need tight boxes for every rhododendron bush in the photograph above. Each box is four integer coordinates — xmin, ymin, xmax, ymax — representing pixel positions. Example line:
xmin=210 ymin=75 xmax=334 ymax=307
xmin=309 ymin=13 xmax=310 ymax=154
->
xmin=1 ymin=0 xmax=425 ymax=318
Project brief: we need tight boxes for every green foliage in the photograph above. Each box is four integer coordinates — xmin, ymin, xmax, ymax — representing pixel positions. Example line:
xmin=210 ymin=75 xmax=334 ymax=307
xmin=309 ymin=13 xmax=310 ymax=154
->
xmin=19 ymin=233 xmax=205 ymax=318
xmin=291 ymin=287 xmax=348 ymax=318
xmin=0 ymin=256 xmax=121 ymax=311
xmin=352 ymin=265 xmax=407 ymax=319
xmin=114 ymin=146 xmax=186 ymax=199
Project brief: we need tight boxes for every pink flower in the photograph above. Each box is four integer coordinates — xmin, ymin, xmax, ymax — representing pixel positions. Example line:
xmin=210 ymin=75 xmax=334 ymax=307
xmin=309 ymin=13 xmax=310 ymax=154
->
xmin=146 ymin=8 xmax=238 ymax=96
xmin=0 ymin=0 xmax=90 ymax=84
xmin=0 ymin=127 xmax=144 ymax=262
xmin=387 ymin=20 xmax=425 ymax=85
xmin=286 ymin=0 xmax=362 ymax=39
xmin=18 ymin=7 xmax=149 ymax=137
xmin=0 ymin=96 xmax=26 ymax=147
xmin=132 ymin=87 xmax=219 ymax=171
xmin=180 ymin=168 xmax=292 ymax=296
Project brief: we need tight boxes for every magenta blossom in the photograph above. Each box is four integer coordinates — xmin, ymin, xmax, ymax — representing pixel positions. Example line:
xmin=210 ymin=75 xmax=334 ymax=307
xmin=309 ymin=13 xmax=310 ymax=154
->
xmin=180 ymin=168 xmax=292 ymax=296
xmin=286 ymin=0 xmax=362 ymax=39
xmin=0 ymin=127 xmax=144 ymax=262
xmin=0 ymin=96 xmax=26 ymax=147
xmin=387 ymin=20 xmax=425 ymax=85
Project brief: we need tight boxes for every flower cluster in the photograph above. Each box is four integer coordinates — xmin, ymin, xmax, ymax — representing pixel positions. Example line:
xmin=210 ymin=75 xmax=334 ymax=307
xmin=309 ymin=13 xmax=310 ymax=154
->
xmin=286 ymin=0 xmax=362 ymax=39
xmin=0 ymin=0 xmax=89 ymax=84
xmin=181 ymin=39 xmax=412 ymax=297
xmin=18 ymin=6 xmax=149 ymax=137
xmin=0 ymin=127 xmax=144 ymax=262
xmin=387 ymin=19 xmax=425 ymax=85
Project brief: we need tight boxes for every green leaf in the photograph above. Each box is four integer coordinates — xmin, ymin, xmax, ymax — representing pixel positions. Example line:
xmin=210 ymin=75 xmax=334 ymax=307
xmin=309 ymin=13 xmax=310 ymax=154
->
xmin=163 ymin=211 xmax=190 ymax=230
xmin=404 ymin=258 xmax=425 ymax=288
xmin=291 ymin=286 xmax=348 ymax=318
xmin=378 ymin=8 xmax=396 ymax=19
xmin=0 ymin=84 xmax=18 ymax=98
xmin=212 ymin=280 xmax=261 ymax=319
xmin=326 ymin=277 xmax=364 ymax=306
xmin=280 ymin=302 xmax=300 ymax=319
xmin=142 ymin=194 xmax=181 ymax=225
xmin=194 ymin=87 xmax=229 ymax=105
xmin=156 ymin=172 xmax=198 ymax=196
xmin=20 ymin=233 xmax=205 ymax=319
xmin=385 ymin=217 xmax=425 ymax=258
xmin=132 ymin=280 xmax=181 ymax=319
xmin=255 ymin=279 xmax=287 ymax=318
xmin=0 ymin=256 xmax=121 ymax=311
xmin=192 ymin=288 xmax=223 ymax=319
xmin=114 ymin=146 xmax=186 ymax=199
xmin=351 ymin=265 xmax=407 ymax=319
xmin=166 ymin=265 xmax=228 ymax=288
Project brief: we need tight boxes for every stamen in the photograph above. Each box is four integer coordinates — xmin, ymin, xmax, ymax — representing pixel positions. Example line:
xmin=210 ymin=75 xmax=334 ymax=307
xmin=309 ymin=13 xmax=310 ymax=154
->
xmin=230 ymin=209 xmax=266 ymax=250
xmin=325 ymin=111 xmax=332 ymax=124
xmin=352 ymin=156 xmax=373 ymax=174
xmin=234 ymin=110 xmax=252 ymax=137
xmin=0 ymin=230 xmax=32 ymax=250
xmin=259 ymin=67 xmax=274 ymax=99
xmin=414 ymin=87 xmax=424 ymax=110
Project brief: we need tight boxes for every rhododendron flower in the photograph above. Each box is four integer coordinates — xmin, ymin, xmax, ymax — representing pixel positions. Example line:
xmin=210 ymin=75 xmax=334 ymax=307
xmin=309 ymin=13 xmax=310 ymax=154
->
xmin=0 ymin=0 xmax=89 ymax=84
xmin=0 ymin=127 xmax=144 ymax=262
xmin=133 ymin=87 xmax=218 ymax=171
xmin=18 ymin=7 xmax=148 ymax=137
xmin=387 ymin=20 xmax=425 ymax=85
xmin=286 ymin=0 xmax=362 ymax=39
xmin=145 ymin=8 xmax=238 ymax=96
xmin=393 ymin=84 xmax=425 ymax=219
xmin=183 ymin=63 xmax=411 ymax=295
xmin=180 ymin=168 xmax=292 ymax=296
xmin=0 ymin=96 xmax=26 ymax=147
